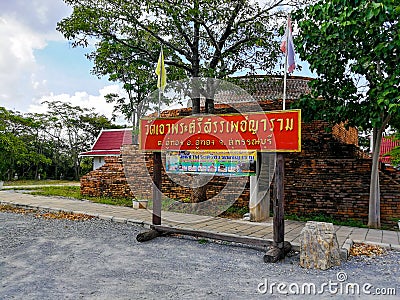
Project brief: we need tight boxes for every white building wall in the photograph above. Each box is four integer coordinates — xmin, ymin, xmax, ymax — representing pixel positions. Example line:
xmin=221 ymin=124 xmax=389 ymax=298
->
xmin=93 ymin=156 xmax=105 ymax=170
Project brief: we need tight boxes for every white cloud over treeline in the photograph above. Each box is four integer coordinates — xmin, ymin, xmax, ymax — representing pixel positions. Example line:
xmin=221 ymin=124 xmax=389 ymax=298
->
xmin=0 ymin=1 xmax=126 ymax=124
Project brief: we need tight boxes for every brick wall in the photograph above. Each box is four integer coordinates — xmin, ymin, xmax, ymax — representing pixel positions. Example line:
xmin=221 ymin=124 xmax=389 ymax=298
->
xmin=283 ymin=121 xmax=399 ymax=228
xmin=80 ymin=156 xmax=135 ymax=199
xmin=121 ymin=145 xmax=249 ymax=215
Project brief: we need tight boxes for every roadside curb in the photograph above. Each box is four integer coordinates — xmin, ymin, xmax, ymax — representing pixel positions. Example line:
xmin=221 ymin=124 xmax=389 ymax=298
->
xmin=340 ymin=238 xmax=353 ymax=261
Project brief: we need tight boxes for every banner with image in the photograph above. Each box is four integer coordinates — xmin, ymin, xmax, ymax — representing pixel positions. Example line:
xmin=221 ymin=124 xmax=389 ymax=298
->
xmin=166 ymin=150 xmax=257 ymax=176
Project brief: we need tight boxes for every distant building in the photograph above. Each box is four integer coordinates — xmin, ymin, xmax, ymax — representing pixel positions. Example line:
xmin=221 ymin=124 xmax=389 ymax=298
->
xmin=379 ymin=136 xmax=400 ymax=166
xmin=80 ymin=128 xmax=132 ymax=170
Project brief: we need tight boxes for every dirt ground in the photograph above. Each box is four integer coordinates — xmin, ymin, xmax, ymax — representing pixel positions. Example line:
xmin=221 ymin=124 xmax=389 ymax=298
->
xmin=1 ymin=211 xmax=399 ymax=299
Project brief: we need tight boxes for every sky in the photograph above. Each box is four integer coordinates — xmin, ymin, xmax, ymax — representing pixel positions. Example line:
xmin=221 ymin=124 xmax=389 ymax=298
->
xmin=0 ymin=0 xmax=313 ymax=125
xmin=0 ymin=0 xmax=125 ymax=121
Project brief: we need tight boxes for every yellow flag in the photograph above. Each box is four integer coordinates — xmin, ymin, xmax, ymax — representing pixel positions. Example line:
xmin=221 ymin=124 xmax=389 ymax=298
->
xmin=155 ymin=48 xmax=167 ymax=92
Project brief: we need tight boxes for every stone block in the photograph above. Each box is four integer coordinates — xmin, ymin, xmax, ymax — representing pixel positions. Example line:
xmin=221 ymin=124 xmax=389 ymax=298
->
xmin=299 ymin=221 xmax=341 ymax=270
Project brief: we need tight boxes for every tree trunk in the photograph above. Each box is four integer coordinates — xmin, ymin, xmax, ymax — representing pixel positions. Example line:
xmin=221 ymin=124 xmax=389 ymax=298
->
xmin=190 ymin=78 xmax=207 ymax=202
xmin=192 ymin=98 xmax=201 ymax=114
xmin=73 ymin=151 xmax=80 ymax=180
xmin=54 ymin=163 xmax=58 ymax=180
xmin=35 ymin=165 xmax=39 ymax=180
xmin=204 ymin=78 xmax=216 ymax=114
xmin=205 ymin=98 xmax=214 ymax=114
xmin=368 ymin=126 xmax=383 ymax=228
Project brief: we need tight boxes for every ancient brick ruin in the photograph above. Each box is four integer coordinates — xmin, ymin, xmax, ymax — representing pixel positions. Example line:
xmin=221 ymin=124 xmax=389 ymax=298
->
xmin=80 ymin=76 xmax=400 ymax=228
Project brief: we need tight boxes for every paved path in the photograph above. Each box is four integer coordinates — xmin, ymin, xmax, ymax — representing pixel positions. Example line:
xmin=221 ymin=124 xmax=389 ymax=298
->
xmin=2 ymin=183 xmax=81 ymax=189
xmin=1 ymin=190 xmax=399 ymax=259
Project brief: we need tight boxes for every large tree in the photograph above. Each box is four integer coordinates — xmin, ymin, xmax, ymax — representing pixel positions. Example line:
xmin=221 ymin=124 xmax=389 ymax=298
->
xmin=293 ymin=0 xmax=400 ymax=228
xmin=57 ymin=0 xmax=308 ymax=113
xmin=57 ymin=0 xmax=308 ymax=202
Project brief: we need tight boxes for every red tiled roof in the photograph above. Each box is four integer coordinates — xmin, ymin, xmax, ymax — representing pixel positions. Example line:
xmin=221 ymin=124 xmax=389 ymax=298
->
xmin=79 ymin=150 xmax=121 ymax=156
xmin=80 ymin=129 xmax=132 ymax=157
xmin=380 ymin=137 xmax=400 ymax=164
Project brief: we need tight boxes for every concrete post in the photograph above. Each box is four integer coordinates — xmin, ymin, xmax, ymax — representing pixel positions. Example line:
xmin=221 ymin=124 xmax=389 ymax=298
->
xmin=249 ymin=153 xmax=273 ymax=222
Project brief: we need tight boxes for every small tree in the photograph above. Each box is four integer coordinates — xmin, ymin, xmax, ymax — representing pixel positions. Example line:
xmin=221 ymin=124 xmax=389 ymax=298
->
xmin=293 ymin=0 xmax=400 ymax=228
xmin=43 ymin=101 xmax=119 ymax=179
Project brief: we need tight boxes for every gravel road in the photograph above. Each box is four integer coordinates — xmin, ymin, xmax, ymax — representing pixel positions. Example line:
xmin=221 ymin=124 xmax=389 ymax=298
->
xmin=1 ymin=211 xmax=399 ymax=299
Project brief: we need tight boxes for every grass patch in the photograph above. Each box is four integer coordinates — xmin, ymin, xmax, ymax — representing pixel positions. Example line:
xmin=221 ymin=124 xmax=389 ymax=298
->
xmin=218 ymin=206 xmax=249 ymax=219
xmin=24 ymin=186 xmax=132 ymax=207
xmin=29 ymin=186 xmax=82 ymax=198
xmin=146 ymin=197 xmax=175 ymax=211
xmin=3 ymin=180 xmax=79 ymax=187
xmin=285 ymin=213 xmax=368 ymax=228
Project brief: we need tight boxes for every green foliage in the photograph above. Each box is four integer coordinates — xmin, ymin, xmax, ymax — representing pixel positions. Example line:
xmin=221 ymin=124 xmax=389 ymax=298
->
xmin=27 ymin=185 xmax=133 ymax=207
xmin=387 ymin=114 xmax=400 ymax=167
xmin=58 ymin=0 xmax=287 ymax=78
xmin=292 ymin=0 xmax=400 ymax=130
xmin=385 ymin=133 xmax=400 ymax=167
xmin=220 ymin=205 xmax=249 ymax=218
xmin=292 ymin=0 xmax=400 ymax=228
xmin=389 ymin=146 xmax=400 ymax=167
xmin=285 ymin=213 xmax=367 ymax=228
xmin=38 ymin=101 xmax=121 ymax=180
xmin=0 ymin=104 xmax=118 ymax=181
xmin=0 ymin=107 xmax=50 ymax=181
xmin=91 ymin=40 xmax=166 ymax=126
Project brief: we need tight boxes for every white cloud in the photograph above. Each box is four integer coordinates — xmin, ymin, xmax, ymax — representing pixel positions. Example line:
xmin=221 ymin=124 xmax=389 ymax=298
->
xmin=0 ymin=16 xmax=47 ymax=104
xmin=0 ymin=1 xmax=78 ymax=112
xmin=0 ymin=1 xmax=72 ymax=34
xmin=0 ymin=0 xmax=124 ymax=123
xmin=28 ymin=84 xmax=128 ymax=124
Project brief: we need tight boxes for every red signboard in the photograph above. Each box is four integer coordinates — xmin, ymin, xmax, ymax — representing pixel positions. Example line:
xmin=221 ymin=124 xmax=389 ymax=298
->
xmin=139 ymin=110 xmax=301 ymax=152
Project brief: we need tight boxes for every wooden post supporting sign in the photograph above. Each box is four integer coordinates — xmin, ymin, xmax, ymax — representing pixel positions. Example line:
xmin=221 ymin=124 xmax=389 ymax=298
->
xmin=264 ymin=153 xmax=291 ymax=262
xmin=136 ymin=151 xmax=162 ymax=242
xmin=152 ymin=151 xmax=162 ymax=225
xmin=274 ymin=153 xmax=285 ymax=249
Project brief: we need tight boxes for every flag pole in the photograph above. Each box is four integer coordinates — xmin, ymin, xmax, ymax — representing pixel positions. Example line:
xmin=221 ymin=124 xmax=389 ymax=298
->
xmin=156 ymin=47 xmax=167 ymax=117
xmin=282 ymin=16 xmax=290 ymax=111
xmin=266 ymin=14 xmax=292 ymax=263
xmin=158 ymin=88 xmax=161 ymax=117
xmin=157 ymin=48 xmax=162 ymax=117
xmin=283 ymin=62 xmax=288 ymax=111
xmin=153 ymin=47 xmax=166 ymax=226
